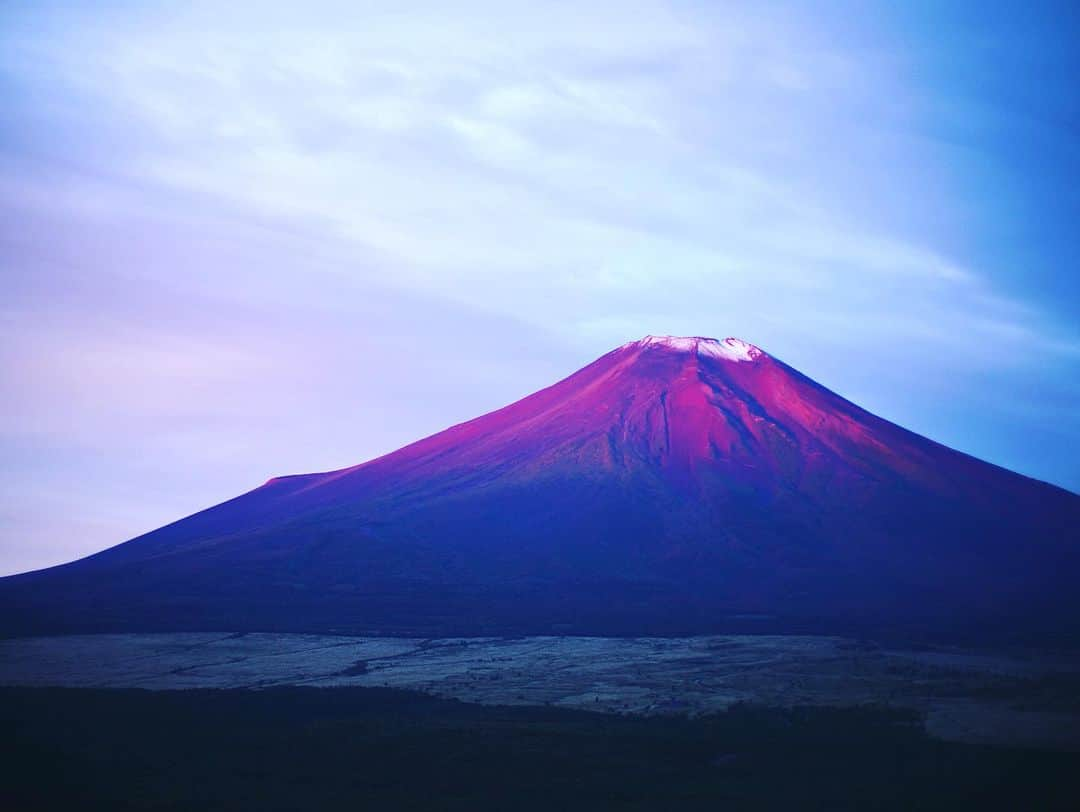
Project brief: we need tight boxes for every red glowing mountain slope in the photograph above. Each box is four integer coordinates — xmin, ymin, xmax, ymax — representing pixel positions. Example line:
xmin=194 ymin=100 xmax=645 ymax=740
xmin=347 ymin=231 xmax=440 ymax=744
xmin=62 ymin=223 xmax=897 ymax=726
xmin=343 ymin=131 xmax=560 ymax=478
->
xmin=3 ymin=336 xmax=1078 ymax=640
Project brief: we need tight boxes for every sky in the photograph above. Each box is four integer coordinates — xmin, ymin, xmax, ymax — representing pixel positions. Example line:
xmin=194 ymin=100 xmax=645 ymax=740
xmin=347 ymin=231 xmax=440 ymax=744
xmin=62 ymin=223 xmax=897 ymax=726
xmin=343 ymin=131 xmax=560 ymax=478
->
xmin=1 ymin=0 xmax=1078 ymax=575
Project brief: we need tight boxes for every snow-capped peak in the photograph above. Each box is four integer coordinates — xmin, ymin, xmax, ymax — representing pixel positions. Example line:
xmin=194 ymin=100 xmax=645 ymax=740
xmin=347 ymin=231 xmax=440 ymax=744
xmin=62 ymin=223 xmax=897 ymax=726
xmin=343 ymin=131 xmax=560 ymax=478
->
xmin=626 ymin=335 xmax=763 ymax=363
xmin=700 ymin=337 xmax=762 ymax=362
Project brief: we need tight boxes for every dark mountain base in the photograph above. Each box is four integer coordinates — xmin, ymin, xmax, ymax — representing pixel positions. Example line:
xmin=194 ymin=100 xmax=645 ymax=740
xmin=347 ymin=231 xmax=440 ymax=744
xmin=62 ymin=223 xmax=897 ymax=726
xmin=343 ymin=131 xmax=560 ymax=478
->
xmin=5 ymin=578 xmax=1078 ymax=646
xmin=4 ymin=686 xmax=1079 ymax=811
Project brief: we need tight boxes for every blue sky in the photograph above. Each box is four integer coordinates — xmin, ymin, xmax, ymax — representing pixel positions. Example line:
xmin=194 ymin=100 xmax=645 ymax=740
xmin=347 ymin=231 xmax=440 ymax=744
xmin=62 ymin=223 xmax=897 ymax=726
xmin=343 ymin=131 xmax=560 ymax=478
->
xmin=1 ymin=1 xmax=1078 ymax=574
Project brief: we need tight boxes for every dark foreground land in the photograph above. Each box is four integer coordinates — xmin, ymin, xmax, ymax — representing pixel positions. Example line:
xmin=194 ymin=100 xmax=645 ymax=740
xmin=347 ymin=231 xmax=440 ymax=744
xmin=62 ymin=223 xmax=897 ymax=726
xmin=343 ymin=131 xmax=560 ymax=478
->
xmin=3 ymin=686 xmax=1078 ymax=811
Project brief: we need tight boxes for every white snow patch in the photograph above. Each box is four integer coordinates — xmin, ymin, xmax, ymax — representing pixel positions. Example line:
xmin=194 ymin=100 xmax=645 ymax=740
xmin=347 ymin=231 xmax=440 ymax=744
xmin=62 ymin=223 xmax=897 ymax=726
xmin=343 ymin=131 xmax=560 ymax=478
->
xmin=625 ymin=335 xmax=763 ymax=363
xmin=637 ymin=335 xmax=698 ymax=352
xmin=699 ymin=337 xmax=762 ymax=363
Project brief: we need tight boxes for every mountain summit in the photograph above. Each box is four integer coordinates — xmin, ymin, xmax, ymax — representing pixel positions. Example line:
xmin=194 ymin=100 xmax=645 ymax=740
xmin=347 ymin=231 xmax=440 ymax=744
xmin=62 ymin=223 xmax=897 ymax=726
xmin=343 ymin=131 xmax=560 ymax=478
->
xmin=3 ymin=336 xmax=1078 ymax=640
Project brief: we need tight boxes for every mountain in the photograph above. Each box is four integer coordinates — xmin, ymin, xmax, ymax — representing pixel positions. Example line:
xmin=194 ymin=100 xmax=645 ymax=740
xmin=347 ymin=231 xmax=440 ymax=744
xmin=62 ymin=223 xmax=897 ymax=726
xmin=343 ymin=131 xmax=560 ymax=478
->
xmin=3 ymin=335 xmax=1078 ymax=641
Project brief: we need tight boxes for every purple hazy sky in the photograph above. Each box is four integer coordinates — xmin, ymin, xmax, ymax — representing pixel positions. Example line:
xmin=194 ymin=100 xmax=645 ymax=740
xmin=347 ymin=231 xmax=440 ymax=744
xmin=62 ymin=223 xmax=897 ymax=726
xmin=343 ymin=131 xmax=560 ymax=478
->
xmin=2 ymin=1 xmax=1078 ymax=575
